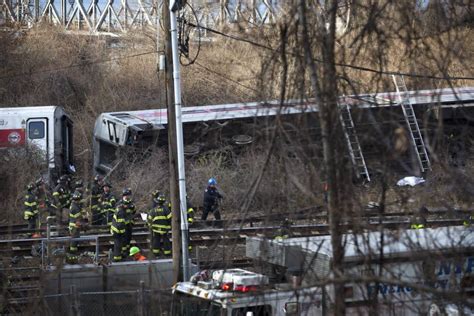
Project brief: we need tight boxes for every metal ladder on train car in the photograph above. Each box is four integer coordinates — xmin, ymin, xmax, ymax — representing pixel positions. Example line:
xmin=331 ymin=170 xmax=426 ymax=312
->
xmin=392 ymin=75 xmax=431 ymax=172
xmin=339 ymin=103 xmax=371 ymax=182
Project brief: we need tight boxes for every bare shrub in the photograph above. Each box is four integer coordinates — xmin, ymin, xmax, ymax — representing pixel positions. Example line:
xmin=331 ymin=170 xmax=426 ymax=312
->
xmin=0 ymin=148 xmax=46 ymax=223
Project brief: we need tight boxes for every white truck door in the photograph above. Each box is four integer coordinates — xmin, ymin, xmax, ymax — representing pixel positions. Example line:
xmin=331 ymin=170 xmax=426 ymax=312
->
xmin=27 ymin=118 xmax=48 ymax=158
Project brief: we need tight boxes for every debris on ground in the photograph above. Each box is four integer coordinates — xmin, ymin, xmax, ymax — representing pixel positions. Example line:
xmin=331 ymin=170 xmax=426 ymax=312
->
xmin=396 ymin=176 xmax=425 ymax=187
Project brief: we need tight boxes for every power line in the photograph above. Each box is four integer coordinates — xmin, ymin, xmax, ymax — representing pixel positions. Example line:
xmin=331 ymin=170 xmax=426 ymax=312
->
xmin=194 ymin=60 xmax=259 ymax=93
xmin=186 ymin=22 xmax=474 ymax=82
xmin=0 ymin=51 xmax=156 ymax=80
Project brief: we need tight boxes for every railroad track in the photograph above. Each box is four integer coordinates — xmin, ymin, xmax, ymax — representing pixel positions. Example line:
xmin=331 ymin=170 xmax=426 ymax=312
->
xmin=0 ymin=218 xmax=466 ymax=257
xmin=0 ymin=206 xmax=469 ymax=238
xmin=0 ymin=206 xmax=322 ymax=237
xmin=0 ymin=216 xmax=468 ymax=314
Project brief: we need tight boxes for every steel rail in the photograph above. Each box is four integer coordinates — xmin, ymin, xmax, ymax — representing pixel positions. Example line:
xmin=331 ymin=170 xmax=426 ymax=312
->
xmin=0 ymin=219 xmax=466 ymax=256
xmin=0 ymin=206 xmax=469 ymax=237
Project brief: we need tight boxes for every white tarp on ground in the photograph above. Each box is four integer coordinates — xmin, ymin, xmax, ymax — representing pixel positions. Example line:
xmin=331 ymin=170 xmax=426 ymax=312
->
xmin=396 ymin=176 xmax=425 ymax=186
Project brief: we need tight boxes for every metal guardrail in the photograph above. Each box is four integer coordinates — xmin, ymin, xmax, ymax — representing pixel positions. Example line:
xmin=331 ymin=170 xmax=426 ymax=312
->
xmin=41 ymin=235 xmax=100 ymax=266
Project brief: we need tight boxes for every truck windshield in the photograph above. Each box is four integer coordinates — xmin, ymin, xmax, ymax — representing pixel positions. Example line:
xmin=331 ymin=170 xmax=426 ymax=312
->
xmin=172 ymin=292 xmax=226 ymax=316
xmin=231 ymin=305 xmax=272 ymax=316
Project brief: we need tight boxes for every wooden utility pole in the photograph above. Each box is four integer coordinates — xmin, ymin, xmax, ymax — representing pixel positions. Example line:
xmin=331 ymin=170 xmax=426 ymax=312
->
xmin=298 ymin=0 xmax=347 ymax=314
xmin=163 ymin=0 xmax=182 ymax=283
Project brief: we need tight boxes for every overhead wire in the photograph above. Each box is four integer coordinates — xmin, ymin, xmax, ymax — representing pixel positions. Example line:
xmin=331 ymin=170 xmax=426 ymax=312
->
xmin=0 ymin=51 xmax=156 ymax=80
xmin=184 ymin=21 xmax=474 ymax=82
xmin=2 ymin=17 xmax=472 ymax=82
xmin=193 ymin=60 xmax=259 ymax=93
xmin=178 ymin=2 xmax=201 ymax=66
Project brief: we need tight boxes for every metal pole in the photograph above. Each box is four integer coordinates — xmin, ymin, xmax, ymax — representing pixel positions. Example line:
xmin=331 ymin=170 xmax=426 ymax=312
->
xmin=47 ymin=219 xmax=51 ymax=266
xmin=137 ymin=280 xmax=145 ymax=316
xmin=41 ymin=240 xmax=45 ymax=267
xmin=95 ymin=236 xmax=99 ymax=263
xmin=163 ymin=0 xmax=182 ymax=284
xmin=169 ymin=2 xmax=190 ymax=281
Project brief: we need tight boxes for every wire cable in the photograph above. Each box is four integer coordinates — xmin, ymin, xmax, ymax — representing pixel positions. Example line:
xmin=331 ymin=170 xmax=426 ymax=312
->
xmin=185 ymin=21 xmax=474 ymax=82
xmin=0 ymin=51 xmax=156 ymax=80
xmin=178 ymin=2 xmax=201 ymax=66
xmin=194 ymin=60 xmax=259 ymax=93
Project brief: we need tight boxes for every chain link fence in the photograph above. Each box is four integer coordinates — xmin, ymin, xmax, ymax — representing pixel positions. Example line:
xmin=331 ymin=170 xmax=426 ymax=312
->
xmin=35 ymin=286 xmax=173 ymax=316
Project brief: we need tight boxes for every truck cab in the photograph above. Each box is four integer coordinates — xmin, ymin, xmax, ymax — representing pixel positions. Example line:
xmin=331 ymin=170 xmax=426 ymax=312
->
xmin=172 ymin=268 xmax=324 ymax=316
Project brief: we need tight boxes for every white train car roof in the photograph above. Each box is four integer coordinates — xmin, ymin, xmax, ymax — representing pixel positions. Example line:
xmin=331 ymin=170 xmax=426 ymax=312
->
xmin=272 ymin=225 xmax=473 ymax=262
xmin=98 ymin=87 xmax=474 ymax=128
xmin=0 ymin=106 xmax=62 ymax=118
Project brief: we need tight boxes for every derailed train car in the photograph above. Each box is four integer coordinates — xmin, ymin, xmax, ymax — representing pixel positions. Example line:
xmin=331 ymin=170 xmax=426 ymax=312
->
xmin=92 ymin=87 xmax=474 ymax=174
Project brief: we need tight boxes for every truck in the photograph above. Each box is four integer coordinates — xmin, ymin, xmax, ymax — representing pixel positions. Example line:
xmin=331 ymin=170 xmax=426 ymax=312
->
xmin=0 ymin=106 xmax=74 ymax=182
xmin=172 ymin=226 xmax=474 ymax=315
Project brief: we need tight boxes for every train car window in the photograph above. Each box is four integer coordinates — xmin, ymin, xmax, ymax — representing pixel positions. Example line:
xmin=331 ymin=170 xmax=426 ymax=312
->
xmin=29 ymin=121 xmax=45 ymax=139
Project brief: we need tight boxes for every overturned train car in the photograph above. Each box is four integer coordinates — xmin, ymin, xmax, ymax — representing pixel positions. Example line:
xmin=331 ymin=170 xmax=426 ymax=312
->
xmin=92 ymin=87 xmax=474 ymax=175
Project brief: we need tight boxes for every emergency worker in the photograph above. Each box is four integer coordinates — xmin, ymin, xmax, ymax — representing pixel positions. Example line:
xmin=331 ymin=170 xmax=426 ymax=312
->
xmin=129 ymin=246 xmax=147 ymax=261
xmin=73 ymin=179 xmax=85 ymax=193
xmin=186 ymin=196 xmax=195 ymax=251
xmin=35 ymin=178 xmax=53 ymax=218
xmin=53 ymin=175 xmax=71 ymax=225
xmin=23 ymin=183 xmax=39 ymax=232
xmin=111 ymin=204 xmax=127 ymax=262
xmin=274 ymin=218 xmax=292 ymax=240
xmin=68 ymin=191 xmax=84 ymax=257
xmin=90 ymin=175 xmax=104 ymax=225
xmin=147 ymin=193 xmax=172 ymax=257
xmin=464 ymin=214 xmax=473 ymax=227
xmin=186 ymin=196 xmax=195 ymax=226
xmin=118 ymin=188 xmax=136 ymax=255
xmin=202 ymin=178 xmax=223 ymax=221
xmin=410 ymin=206 xmax=428 ymax=229
xmin=167 ymin=193 xmax=194 ymax=251
xmin=99 ymin=182 xmax=116 ymax=225
xmin=322 ymin=182 xmax=328 ymax=204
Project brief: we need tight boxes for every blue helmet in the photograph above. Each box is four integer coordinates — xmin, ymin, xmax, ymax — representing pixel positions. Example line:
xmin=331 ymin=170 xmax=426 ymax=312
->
xmin=208 ymin=178 xmax=217 ymax=186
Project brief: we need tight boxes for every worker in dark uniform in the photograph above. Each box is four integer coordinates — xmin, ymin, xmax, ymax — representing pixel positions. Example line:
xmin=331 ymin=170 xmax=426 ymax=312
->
xmin=72 ymin=179 xmax=87 ymax=210
xmin=68 ymin=191 xmax=84 ymax=261
xmin=147 ymin=193 xmax=172 ymax=257
xmin=186 ymin=196 xmax=195 ymax=226
xmin=23 ymin=182 xmax=39 ymax=233
xmin=35 ymin=178 xmax=53 ymax=219
xmin=464 ymin=214 xmax=473 ymax=227
xmin=168 ymin=193 xmax=194 ymax=251
xmin=73 ymin=179 xmax=85 ymax=193
xmin=52 ymin=175 xmax=71 ymax=226
xmin=118 ymin=188 xmax=136 ymax=256
xmin=99 ymin=182 xmax=116 ymax=226
xmin=90 ymin=175 xmax=104 ymax=225
xmin=274 ymin=218 xmax=292 ymax=240
xmin=202 ymin=178 xmax=223 ymax=221
xmin=111 ymin=203 xmax=127 ymax=262
xmin=410 ymin=206 xmax=428 ymax=229
xmin=186 ymin=196 xmax=195 ymax=251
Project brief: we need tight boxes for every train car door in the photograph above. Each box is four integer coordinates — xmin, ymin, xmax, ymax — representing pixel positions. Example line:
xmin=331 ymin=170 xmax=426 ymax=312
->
xmin=62 ymin=115 xmax=74 ymax=172
xmin=27 ymin=118 xmax=48 ymax=158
